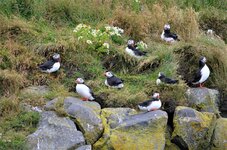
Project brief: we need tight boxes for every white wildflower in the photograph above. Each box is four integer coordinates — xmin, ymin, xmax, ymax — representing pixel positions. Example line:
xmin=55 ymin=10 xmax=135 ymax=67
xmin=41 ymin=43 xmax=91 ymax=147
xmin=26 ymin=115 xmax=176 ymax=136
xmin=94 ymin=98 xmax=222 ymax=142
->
xmin=109 ymin=32 xmax=115 ymax=36
xmin=105 ymin=25 xmax=124 ymax=36
xmin=105 ymin=26 xmax=111 ymax=31
xmin=118 ymin=28 xmax=124 ymax=34
xmin=91 ymin=29 xmax=97 ymax=37
xmin=103 ymin=42 xmax=110 ymax=49
xmin=73 ymin=28 xmax=78 ymax=33
xmin=86 ymin=40 xmax=93 ymax=44
xmin=78 ymin=36 xmax=83 ymax=40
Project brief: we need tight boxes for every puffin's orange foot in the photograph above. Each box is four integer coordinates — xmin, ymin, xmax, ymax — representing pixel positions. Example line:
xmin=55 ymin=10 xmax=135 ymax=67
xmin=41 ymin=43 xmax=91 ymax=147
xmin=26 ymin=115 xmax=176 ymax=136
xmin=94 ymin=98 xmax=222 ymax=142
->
xmin=199 ymin=83 xmax=205 ymax=88
xmin=81 ymin=97 xmax=88 ymax=101
xmin=149 ymin=108 xmax=157 ymax=111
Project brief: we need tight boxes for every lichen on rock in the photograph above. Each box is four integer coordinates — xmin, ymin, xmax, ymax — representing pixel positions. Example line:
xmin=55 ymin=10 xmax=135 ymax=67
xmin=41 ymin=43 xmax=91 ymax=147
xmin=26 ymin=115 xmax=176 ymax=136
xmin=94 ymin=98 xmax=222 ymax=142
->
xmin=93 ymin=108 xmax=168 ymax=150
xmin=211 ymin=118 xmax=227 ymax=150
xmin=186 ymin=88 xmax=220 ymax=115
xmin=172 ymin=106 xmax=217 ymax=150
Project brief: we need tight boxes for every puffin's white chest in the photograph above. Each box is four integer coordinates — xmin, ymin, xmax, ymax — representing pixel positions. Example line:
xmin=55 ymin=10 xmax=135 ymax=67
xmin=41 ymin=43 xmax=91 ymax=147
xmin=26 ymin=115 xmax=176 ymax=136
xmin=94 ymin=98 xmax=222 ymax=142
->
xmin=76 ymin=84 xmax=92 ymax=98
xmin=105 ymin=79 xmax=109 ymax=87
xmin=199 ymin=64 xmax=210 ymax=83
xmin=47 ymin=62 xmax=60 ymax=73
xmin=147 ymin=100 xmax=161 ymax=111
xmin=125 ymin=47 xmax=142 ymax=58
xmin=156 ymin=79 xmax=162 ymax=85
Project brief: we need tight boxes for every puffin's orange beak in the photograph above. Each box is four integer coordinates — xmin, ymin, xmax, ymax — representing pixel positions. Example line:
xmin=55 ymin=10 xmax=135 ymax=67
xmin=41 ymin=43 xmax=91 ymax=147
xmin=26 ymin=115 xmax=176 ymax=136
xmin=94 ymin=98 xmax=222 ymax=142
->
xmin=75 ymin=79 xmax=79 ymax=83
xmin=103 ymin=73 xmax=106 ymax=76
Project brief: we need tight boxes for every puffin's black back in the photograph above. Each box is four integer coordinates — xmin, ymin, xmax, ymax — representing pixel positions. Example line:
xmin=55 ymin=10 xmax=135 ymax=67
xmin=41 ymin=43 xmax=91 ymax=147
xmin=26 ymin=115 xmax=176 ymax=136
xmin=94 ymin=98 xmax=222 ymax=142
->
xmin=192 ymin=58 xmax=205 ymax=83
xmin=107 ymin=76 xmax=123 ymax=86
xmin=128 ymin=45 xmax=147 ymax=56
xmin=139 ymin=98 xmax=159 ymax=106
xmin=39 ymin=59 xmax=55 ymax=70
xmin=159 ymin=74 xmax=179 ymax=84
xmin=164 ymin=29 xmax=178 ymax=40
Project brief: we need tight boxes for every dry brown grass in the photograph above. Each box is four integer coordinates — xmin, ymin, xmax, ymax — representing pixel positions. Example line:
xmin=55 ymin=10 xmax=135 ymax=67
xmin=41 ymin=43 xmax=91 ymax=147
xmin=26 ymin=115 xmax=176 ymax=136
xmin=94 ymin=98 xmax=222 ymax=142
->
xmin=111 ymin=7 xmax=151 ymax=41
xmin=0 ymin=96 xmax=20 ymax=117
xmin=110 ymin=3 xmax=199 ymax=42
xmin=0 ymin=70 xmax=27 ymax=96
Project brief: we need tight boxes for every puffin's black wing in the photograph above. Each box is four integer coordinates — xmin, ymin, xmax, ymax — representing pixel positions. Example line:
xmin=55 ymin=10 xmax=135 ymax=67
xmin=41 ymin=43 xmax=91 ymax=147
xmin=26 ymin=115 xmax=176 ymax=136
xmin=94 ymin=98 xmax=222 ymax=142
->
xmin=84 ymin=84 xmax=95 ymax=98
xmin=164 ymin=31 xmax=178 ymax=40
xmin=138 ymin=99 xmax=153 ymax=107
xmin=192 ymin=69 xmax=202 ymax=83
xmin=164 ymin=77 xmax=179 ymax=84
xmin=139 ymin=98 xmax=159 ymax=106
xmin=169 ymin=33 xmax=178 ymax=40
xmin=133 ymin=49 xmax=147 ymax=56
xmin=39 ymin=60 xmax=55 ymax=70
xmin=107 ymin=76 xmax=123 ymax=86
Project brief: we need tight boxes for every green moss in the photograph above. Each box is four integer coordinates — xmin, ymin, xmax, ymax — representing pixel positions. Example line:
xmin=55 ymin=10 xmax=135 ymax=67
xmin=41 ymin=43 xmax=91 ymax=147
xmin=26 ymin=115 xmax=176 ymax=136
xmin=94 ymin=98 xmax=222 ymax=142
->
xmin=172 ymin=106 xmax=217 ymax=150
xmin=211 ymin=118 xmax=227 ymax=150
xmin=0 ymin=111 xmax=40 ymax=150
xmin=94 ymin=108 xmax=167 ymax=150
xmin=54 ymin=97 xmax=68 ymax=117
xmin=93 ymin=109 xmax=112 ymax=150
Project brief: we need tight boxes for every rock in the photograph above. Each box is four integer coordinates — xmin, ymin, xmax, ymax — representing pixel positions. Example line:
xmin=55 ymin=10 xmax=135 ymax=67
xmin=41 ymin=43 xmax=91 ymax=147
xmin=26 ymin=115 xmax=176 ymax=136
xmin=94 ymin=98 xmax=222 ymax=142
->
xmin=172 ymin=106 xmax=216 ymax=150
xmin=27 ymin=111 xmax=85 ymax=150
xmin=44 ymin=98 xmax=58 ymax=111
xmin=211 ymin=118 xmax=227 ymax=150
xmin=102 ymin=108 xmax=137 ymax=129
xmin=21 ymin=85 xmax=50 ymax=96
xmin=44 ymin=97 xmax=103 ymax=144
xmin=64 ymin=97 xmax=103 ymax=144
xmin=94 ymin=108 xmax=168 ymax=150
xmin=186 ymin=88 xmax=220 ymax=114
xmin=75 ymin=145 xmax=92 ymax=150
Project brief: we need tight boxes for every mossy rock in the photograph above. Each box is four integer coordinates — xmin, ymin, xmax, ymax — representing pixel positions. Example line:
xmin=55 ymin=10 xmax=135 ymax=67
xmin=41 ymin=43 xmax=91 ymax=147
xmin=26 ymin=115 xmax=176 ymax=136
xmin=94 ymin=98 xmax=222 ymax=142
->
xmin=94 ymin=108 xmax=168 ymax=150
xmin=45 ymin=97 xmax=103 ymax=145
xmin=93 ymin=108 xmax=137 ymax=150
xmin=211 ymin=118 xmax=227 ymax=150
xmin=172 ymin=106 xmax=217 ymax=150
xmin=186 ymin=88 xmax=220 ymax=115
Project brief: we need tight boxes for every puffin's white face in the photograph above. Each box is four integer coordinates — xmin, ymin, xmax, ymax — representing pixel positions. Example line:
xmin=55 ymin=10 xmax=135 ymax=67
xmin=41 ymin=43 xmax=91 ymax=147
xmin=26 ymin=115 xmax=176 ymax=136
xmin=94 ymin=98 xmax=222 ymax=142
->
xmin=105 ymin=71 xmax=113 ymax=78
xmin=127 ymin=40 xmax=135 ymax=45
xmin=158 ymin=72 xmax=163 ymax=77
xmin=201 ymin=57 xmax=207 ymax=63
xmin=164 ymin=24 xmax=170 ymax=30
xmin=53 ymin=53 xmax=61 ymax=62
xmin=53 ymin=53 xmax=60 ymax=59
xmin=152 ymin=93 xmax=160 ymax=99
xmin=76 ymin=78 xmax=84 ymax=84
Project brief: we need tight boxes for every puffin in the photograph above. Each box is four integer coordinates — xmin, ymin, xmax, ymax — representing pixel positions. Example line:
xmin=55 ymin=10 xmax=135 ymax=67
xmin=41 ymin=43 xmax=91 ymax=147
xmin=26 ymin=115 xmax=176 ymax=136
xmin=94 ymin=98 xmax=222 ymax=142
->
xmin=156 ymin=72 xmax=179 ymax=85
xmin=125 ymin=39 xmax=147 ymax=58
xmin=161 ymin=24 xmax=179 ymax=42
xmin=39 ymin=53 xmax=61 ymax=73
xmin=75 ymin=78 xmax=95 ymax=101
xmin=138 ymin=93 xmax=162 ymax=111
xmin=192 ymin=56 xmax=210 ymax=87
xmin=104 ymin=71 xmax=124 ymax=89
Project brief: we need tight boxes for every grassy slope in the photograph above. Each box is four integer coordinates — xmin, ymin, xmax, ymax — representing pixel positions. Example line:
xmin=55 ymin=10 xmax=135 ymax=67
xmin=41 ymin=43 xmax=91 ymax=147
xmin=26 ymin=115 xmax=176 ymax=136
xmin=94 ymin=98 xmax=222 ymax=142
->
xmin=0 ymin=0 xmax=226 ymax=149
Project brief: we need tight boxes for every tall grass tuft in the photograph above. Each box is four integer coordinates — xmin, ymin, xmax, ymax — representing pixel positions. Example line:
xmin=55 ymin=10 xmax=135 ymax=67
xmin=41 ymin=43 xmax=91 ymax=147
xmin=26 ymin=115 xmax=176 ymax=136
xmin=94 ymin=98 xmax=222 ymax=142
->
xmin=111 ymin=7 xmax=151 ymax=41
xmin=0 ymin=70 xmax=27 ymax=96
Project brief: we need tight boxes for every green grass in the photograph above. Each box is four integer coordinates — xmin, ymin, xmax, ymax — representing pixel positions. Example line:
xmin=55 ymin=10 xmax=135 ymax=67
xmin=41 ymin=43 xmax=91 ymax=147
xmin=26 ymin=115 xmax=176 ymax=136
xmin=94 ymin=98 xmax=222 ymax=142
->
xmin=0 ymin=0 xmax=226 ymax=149
xmin=0 ymin=110 xmax=40 ymax=150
